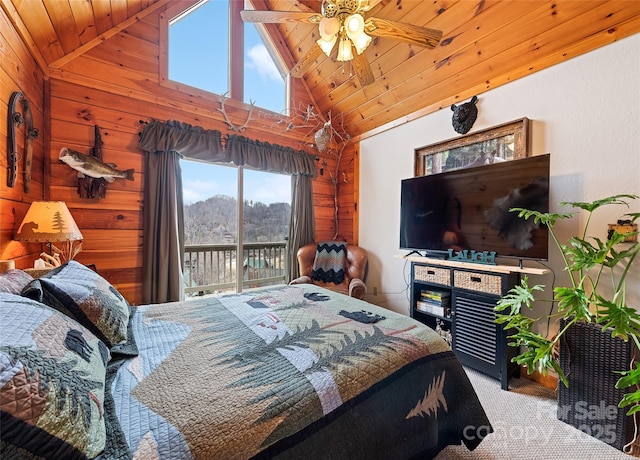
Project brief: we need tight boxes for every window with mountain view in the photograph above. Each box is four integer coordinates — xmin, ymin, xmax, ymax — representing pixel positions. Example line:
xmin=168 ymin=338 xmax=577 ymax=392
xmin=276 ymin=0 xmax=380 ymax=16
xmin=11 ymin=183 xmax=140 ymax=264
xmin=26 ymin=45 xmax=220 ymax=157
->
xmin=181 ymin=160 xmax=291 ymax=296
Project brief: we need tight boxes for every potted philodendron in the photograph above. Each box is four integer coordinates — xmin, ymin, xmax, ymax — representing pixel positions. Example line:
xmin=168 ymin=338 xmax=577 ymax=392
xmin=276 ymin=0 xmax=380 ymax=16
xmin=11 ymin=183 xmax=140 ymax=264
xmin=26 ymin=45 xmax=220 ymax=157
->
xmin=494 ymin=194 xmax=640 ymax=451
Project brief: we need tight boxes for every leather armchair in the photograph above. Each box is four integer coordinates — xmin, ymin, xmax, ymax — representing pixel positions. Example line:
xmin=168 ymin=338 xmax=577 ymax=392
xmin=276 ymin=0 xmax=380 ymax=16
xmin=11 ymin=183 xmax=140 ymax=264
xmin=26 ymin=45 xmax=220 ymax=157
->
xmin=289 ymin=242 xmax=368 ymax=299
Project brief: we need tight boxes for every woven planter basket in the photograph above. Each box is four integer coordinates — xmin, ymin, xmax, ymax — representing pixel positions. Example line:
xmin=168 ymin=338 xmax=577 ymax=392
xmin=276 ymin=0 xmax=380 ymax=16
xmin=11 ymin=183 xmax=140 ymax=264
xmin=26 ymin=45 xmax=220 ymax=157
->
xmin=557 ymin=319 xmax=637 ymax=452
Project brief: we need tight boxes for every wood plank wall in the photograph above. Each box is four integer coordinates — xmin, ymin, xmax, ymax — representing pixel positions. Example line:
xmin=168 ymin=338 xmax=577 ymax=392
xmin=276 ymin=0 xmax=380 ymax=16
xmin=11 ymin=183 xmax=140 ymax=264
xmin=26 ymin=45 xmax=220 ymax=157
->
xmin=0 ymin=5 xmax=46 ymax=269
xmin=0 ymin=4 xmax=359 ymax=304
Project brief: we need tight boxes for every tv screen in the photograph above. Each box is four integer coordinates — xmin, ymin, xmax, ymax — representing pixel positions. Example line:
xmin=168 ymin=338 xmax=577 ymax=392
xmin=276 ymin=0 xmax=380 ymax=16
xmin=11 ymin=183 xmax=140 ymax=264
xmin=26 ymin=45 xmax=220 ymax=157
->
xmin=400 ymin=154 xmax=550 ymax=260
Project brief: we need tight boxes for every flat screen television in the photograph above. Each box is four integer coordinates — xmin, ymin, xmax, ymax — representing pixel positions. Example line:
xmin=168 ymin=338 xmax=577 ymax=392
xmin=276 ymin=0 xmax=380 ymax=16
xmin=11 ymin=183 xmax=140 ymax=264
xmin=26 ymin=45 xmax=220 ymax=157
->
xmin=400 ymin=153 xmax=550 ymax=261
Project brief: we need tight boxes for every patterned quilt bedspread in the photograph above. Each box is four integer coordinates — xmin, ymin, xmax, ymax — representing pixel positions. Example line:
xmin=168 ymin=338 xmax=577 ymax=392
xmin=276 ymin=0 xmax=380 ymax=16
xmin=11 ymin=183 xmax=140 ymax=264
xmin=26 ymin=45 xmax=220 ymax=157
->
xmin=108 ymin=284 xmax=491 ymax=459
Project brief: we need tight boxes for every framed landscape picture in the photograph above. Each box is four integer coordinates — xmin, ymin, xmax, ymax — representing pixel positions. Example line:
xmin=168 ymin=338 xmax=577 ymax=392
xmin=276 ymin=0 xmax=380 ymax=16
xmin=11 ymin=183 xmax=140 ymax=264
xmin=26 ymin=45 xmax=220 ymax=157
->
xmin=415 ymin=118 xmax=530 ymax=176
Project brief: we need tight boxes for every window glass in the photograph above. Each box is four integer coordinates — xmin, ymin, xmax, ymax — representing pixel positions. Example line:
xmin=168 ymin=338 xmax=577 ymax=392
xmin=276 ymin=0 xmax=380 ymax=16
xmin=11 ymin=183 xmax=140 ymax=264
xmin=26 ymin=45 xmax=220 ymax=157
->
xmin=243 ymin=169 xmax=290 ymax=243
xmin=244 ymin=24 xmax=285 ymax=114
xmin=169 ymin=0 xmax=229 ymax=95
xmin=181 ymin=160 xmax=290 ymax=296
xmin=168 ymin=0 xmax=285 ymax=114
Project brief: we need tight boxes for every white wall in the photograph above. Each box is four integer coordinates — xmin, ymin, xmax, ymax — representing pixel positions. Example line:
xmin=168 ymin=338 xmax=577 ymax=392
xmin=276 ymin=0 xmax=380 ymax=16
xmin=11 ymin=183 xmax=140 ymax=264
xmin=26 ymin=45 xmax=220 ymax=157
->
xmin=359 ymin=34 xmax=640 ymax=329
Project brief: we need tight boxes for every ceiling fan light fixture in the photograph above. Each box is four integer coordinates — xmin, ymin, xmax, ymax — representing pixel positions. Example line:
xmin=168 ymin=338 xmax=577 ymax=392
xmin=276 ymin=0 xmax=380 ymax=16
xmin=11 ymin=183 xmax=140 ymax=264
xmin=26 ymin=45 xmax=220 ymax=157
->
xmin=345 ymin=13 xmax=370 ymax=54
xmin=351 ymin=31 xmax=371 ymax=55
xmin=319 ymin=17 xmax=340 ymax=40
xmin=345 ymin=14 xmax=365 ymax=37
xmin=317 ymin=35 xmax=338 ymax=56
xmin=336 ymin=34 xmax=353 ymax=61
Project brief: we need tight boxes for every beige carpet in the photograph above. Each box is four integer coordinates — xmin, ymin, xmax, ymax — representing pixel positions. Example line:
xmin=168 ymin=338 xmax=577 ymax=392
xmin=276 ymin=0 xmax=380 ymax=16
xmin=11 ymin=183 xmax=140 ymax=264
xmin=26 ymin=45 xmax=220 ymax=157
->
xmin=435 ymin=367 xmax=636 ymax=459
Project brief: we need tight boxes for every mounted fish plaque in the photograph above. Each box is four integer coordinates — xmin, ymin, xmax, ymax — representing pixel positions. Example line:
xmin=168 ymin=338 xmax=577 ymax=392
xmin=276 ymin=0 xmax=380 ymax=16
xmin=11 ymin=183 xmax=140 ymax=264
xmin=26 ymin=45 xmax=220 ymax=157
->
xmin=60 ymin=147 xmax=135 ymax=182
xmin=59 ymin=125 xmax=133 ymax=198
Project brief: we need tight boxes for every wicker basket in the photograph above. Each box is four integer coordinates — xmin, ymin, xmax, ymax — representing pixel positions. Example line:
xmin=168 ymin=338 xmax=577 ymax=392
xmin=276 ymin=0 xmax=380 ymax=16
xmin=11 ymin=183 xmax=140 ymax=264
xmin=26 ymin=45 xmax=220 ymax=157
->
xmin=413 ymin=265 xmax=450 ymax=286
xmin=453 ymin=270 xmax=502 ymax=295
xmin=557 ymin=319 xmax=636 ymax=451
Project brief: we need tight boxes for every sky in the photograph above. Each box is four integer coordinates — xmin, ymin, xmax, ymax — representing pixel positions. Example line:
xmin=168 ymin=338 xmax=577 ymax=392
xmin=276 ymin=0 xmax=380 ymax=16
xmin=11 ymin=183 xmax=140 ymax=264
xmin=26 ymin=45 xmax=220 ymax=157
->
xmin=180 ymin=161 xmax=291 ymax=205
xmin=169 ymin=0 xmax=290 ymax=205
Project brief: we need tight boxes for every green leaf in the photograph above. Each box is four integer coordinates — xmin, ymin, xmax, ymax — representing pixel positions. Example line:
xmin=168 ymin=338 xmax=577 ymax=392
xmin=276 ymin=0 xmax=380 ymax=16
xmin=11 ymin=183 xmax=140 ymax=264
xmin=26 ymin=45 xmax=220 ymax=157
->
xmin=618 ymin=366 xmax=640 ymax=415
xmin=616 ymin=363 xmax=640 ymax=390
xmin=551 ymin=359 xmax=569 ymax=388
xmin=507 ymin=331 xmax=558 ymax=378
xmin=554 ymin=286 xmax=591 ymax=321
xmin=562 ymin=236 xmax=610 ymax=271
xmin=596 ymin=296 xmax=640 ymax=340
xmin=495 ymin=277 xmax=544 ymax=315
xmin=561 ymin=194 xmax=638 ymax=213
xmin=617 ymin=383 xmax=640 ymax=416
xmin=508 ymin=208 xmax=573 ymax=227
xmin=625 ymin=211 xmax=640 ymax=223
xmin=496 ymin=313 xmax=534 ymax=331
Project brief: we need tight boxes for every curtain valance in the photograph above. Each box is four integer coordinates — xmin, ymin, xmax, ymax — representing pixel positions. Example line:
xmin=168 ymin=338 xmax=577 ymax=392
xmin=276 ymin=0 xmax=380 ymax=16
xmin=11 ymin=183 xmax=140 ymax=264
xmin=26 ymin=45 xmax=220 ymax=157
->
xmin=138 ymin=119 xmax=226 ymax=162
xmin=139 ymin=120 xmax=317 ymax=177
xmin=226 ymin=134 xmax=317 ymax=177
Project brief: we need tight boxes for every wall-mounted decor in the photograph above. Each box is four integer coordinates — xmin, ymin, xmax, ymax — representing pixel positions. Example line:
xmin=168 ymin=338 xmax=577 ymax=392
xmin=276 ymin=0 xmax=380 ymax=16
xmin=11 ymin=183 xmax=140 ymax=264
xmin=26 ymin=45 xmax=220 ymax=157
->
xmin=59 ymin=125 xmax=134 ymax=198
xmin=451 ymin=95 xmax=478 ymax=134
xmin=6 ymin=91 xmax=39 ymax=191
xmin=218 ymin=93 xmax=254 ymax=132
xmin=414 ymin=118 xmax=530 ymax=176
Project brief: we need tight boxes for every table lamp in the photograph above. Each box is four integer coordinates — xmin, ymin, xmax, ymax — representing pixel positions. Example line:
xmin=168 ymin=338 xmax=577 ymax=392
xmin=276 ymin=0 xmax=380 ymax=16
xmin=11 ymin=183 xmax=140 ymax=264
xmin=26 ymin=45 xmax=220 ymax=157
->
xmin=14 ymin=201 xmax=83 ymax=264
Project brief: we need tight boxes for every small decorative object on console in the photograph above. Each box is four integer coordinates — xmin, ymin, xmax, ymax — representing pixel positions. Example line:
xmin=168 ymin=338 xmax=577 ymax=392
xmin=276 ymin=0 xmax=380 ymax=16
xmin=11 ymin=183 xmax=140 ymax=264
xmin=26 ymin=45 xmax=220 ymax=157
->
xmin=447 ymin=248 xmax=497 ymax=265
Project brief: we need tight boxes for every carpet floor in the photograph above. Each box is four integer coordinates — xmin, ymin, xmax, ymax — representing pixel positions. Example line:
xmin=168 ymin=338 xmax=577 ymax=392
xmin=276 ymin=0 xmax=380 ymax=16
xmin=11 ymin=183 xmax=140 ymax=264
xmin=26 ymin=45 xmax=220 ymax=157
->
xmin=435 ymin=367 xmax=636 ymax=459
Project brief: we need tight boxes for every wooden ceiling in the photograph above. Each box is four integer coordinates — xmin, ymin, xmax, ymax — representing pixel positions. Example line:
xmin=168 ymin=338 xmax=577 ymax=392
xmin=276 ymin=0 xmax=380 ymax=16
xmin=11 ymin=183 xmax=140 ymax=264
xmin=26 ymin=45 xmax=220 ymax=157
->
xmin=5 ymin=0 xmax=640 ymax=139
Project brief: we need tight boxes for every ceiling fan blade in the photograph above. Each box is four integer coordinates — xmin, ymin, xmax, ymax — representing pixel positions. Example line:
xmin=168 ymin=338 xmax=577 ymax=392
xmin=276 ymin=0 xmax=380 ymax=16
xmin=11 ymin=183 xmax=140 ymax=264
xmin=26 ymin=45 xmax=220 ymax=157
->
xmin=364 ymin=17 xmax=442 ymax=49
xmin=351 ymin=50 xmax=375 ymax=87
xmin=290 ymin=43 xmax=324 ymax=78
xmin=240 ymin=10 xmax=322 ymax=24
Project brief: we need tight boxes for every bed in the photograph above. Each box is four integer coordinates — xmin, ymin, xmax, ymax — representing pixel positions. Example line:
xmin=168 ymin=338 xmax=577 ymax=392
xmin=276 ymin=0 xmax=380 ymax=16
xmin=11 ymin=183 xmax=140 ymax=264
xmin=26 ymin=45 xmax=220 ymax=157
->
xmin=1 ymin=261 xmax=492 ymax=459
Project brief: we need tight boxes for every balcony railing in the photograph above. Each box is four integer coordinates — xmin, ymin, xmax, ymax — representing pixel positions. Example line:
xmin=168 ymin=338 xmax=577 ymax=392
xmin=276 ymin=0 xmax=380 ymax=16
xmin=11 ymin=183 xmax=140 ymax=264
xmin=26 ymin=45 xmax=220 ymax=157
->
xmin=184 ymin=242 xmax=288 ymax=296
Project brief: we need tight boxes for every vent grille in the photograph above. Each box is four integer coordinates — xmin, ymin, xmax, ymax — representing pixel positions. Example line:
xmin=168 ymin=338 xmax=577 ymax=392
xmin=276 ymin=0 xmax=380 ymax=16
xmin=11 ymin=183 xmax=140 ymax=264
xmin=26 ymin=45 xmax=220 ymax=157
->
xmin=455 ymin=296 xmax=497 ymax=365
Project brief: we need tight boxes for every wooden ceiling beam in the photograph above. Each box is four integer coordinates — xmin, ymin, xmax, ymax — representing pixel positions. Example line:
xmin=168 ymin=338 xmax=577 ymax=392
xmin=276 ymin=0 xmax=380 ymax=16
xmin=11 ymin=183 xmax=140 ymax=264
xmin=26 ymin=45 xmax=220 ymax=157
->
xmin=0 ymin=0 xmax=49 ymax=75
xmin=49 ymin=0 xmax=174 ymax=69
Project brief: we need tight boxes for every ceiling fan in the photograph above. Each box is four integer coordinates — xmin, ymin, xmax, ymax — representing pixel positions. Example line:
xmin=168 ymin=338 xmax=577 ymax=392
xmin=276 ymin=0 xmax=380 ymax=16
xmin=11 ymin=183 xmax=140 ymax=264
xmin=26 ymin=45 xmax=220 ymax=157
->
xmin=241 ymin=0 xmax=442 ymax=87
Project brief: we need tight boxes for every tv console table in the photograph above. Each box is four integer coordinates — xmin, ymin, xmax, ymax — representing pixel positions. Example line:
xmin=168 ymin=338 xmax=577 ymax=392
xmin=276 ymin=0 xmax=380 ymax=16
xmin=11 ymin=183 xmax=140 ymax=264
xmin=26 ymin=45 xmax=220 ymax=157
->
xmin=404 ymin=255 xmax=548 ymax=390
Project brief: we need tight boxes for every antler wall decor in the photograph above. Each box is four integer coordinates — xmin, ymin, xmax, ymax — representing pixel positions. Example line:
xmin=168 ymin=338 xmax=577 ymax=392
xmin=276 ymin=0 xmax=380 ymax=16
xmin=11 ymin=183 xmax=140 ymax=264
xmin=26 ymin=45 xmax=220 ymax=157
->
xmin=271 ymin=104 xmax=353 ymax=240
xmin=218 ymin=93 xmax=255 ymax=132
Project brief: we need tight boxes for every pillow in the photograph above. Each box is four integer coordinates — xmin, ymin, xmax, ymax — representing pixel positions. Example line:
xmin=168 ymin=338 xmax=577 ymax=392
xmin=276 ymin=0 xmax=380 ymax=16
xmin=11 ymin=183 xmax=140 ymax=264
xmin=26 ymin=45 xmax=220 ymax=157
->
xmin=0 ymin=269 xmax=34 ymax=295
xmin=22 ymin=261 xmax=130 ymax=348
xmin=0 ymin=292 xmax=110 ymax=459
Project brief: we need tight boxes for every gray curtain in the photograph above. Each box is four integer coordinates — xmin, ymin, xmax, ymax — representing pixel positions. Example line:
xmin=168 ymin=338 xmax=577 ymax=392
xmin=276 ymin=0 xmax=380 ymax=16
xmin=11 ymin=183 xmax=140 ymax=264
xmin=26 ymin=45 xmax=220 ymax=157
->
xmin=139 ymin=120 xmax=316 ymax=303
xmin=142 ymin=149 xmax=185 ymax=304
xmin=287 ymin=174 xmax=316 ymax=281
